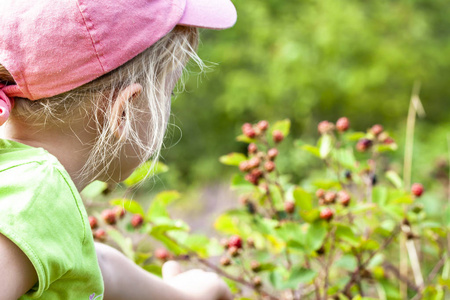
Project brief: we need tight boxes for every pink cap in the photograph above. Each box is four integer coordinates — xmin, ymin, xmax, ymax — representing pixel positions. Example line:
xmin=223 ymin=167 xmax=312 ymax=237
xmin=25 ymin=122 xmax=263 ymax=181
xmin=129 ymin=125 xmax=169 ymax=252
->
xmin=0 ymin=0 xmax=237 ymax=101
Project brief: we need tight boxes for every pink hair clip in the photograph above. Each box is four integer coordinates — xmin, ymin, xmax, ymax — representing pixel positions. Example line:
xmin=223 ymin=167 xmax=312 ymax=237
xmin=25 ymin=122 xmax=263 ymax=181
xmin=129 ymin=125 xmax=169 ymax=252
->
xmin=0 ymin=84 xmax=14 ymax=126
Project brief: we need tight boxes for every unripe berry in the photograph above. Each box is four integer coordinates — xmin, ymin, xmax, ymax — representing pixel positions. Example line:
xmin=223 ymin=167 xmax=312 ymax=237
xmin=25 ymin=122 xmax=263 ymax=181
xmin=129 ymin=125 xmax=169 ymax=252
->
xmin=356 ymin=138 xmax=373 ymax=152
xmin=94 ymin=229 xmax=107 ymax=241
xmin=384 ymin=137 xmax=395 ymax=144
xmin=131 ymin=214 xmax=144 ymax=228
xmin=316 ymin=189 xmax=325 ymax=198
xmin=113 ymin=206 xmax=126 ymax=219
xmin=250 ymin=261 xmax=261 ymax=272
xmin=411 ymin=183 xmax=424 ymax=197
xmin=239 ymin=161 xmax=251 ymax=172
xmin=257 ymin=120 xmax=269 ymax=131
xmin=324 ymin=191 xmax=337 ymax=204
xmin=155 ymin=248 xmax=170 ymax=261
xmin=248 ymin=143 xmax=258 ymax=154
xmin=318 ymin=121 xmax=334 ymax=134
xmin=228 ymin=235 xmax=243 ymax=249
xmin=228 ymin=246 xmax=239 ymax=257
xmin=88 ymin=216 xmax=98 ymax=229
xmin=272 ymin=130 xmax=284 ymax=143
xmin=284 ymin=201 xmax=295 ymax=214
xmin=338 ymin=191 xmax=351 ymax=206
xmin=336 ymin=117 xmax=350 ymax=132
xmin=101 ymin=209 xmax=116 ymax=225
xmin=370 ymin=124 xmax=384 ymax=136
xmin=220 ymin=238 xmax=230 ymax=249
xmin=220 ymin=256 xmax=231 ymax=266
xmin=320 ymin=207 xmax=334 ymax=221
xmin=264 ymin=161 xmax=276 ymax=172
xmin=267 ymin=148 xmax=279 ymax=160
xmin=253 ymin=276 xmax=262 ymax=287
xmin=248 ymin=157 xmax=261 ymax=169
xmin=247 ymin=237 xmax=255 ymax=248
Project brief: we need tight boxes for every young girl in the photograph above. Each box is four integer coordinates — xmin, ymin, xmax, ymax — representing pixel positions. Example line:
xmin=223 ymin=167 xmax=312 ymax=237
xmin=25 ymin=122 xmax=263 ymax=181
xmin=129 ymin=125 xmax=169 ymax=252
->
xmin=0 ymin=0 xmax=236 ymax=299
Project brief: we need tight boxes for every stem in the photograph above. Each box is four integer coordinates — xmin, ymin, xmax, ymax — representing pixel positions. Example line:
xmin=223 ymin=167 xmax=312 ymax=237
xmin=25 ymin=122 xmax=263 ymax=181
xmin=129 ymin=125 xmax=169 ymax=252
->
xmin=406 ymin=239 xmax=424 ymax=288
xmin=382 ymin=261 xmax=421 ymax=294
xmin=323 ymin=227 xmax=337 ymax=299
xmin=305 ymin=257 xmax=321 ymax=300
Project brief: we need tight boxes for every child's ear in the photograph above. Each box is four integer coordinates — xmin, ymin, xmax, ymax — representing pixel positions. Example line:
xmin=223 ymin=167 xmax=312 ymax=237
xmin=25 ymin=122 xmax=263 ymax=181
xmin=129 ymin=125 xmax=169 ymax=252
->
xmin=109 ymin=83 xmax=143 ymax=140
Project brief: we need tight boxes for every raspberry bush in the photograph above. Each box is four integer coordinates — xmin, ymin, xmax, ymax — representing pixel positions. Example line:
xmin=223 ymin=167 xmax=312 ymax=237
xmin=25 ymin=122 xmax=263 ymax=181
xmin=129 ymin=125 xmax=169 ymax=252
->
xmin=83 ymin=119 xmax=450 ymax=300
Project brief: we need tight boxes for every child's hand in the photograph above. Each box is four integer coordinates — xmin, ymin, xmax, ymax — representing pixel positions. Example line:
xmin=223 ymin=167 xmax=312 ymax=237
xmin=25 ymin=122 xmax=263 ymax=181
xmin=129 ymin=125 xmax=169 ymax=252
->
xmin=162 ymin=261 xmax=233 ymax=300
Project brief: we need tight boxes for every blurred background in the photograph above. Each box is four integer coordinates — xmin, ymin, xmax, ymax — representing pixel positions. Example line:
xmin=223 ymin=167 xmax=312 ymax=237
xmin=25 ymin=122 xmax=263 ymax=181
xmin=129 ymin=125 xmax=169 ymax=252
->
xmin=134 ymin=0 xmax=450 ymax=232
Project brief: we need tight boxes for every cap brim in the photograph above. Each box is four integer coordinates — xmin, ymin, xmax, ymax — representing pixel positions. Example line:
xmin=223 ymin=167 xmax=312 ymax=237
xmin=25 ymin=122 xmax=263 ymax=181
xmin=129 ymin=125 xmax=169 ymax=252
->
xmin=178 ymin=0 xmax=237 ymax=30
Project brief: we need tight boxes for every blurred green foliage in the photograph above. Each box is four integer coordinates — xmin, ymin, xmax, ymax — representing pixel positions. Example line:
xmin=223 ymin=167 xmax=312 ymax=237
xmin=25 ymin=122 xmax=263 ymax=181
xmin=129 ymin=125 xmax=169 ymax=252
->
xmin=163 ymin=0 xmax=450 ymax=188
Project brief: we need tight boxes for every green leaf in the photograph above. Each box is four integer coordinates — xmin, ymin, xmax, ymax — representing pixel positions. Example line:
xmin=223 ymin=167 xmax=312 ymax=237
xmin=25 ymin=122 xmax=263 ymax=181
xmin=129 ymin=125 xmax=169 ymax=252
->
xmin=214 ymin=213 xmax=241 ymax=235
xmin=107 ymin=228 xmax=135 ymax=260
xmin=219 ymin=152 xmax=247 ymax=166
xmin=271 ymin=119 xmax=291 ymax=137
xmin=183 ymin=234 xmax=210 ymax=258
xmin=147 ymin=191 xmax=181 ymax=222
xmin=110 ymin=198 xmax=145 ymax=216
xmin=81 ymin=180 xmax=108 ymax=199
xmin=335 ymin=224 xmax=360 ymax=247
xmin=345 ymin=132 xmax=366 ymax=141
xmin=300 ymin=144 xmax=321 ymax=157
xmin=123 ymin=161 xmax=168 ymax=186
xmin=372 ymin=186 xmax=388 ymax=207
xmin=375 ymin=143 xmax=398 ymax=153
xmin=236 ymin=134 xmax=257 ymax=143
xmin=385 ymin=170 xmax=403 ymax=189
xmin=318 ymin=134 xmax=333 ymax=159
xmin=287 ymin=267 xmax=318 ymax=286
xmin=334 ymin=148 xmax=357 ymax=169
xmin=336 ymin=255 xmax=357 ymax=271
xmin=230 ymin=174 xmax=254 ymax=192
xmin=299 ymin=208 xmax=320 ymax=223
xmin=293 ymin=187 xmax=313 ymax=210
xmin=305 ymin=221 xmax=327 ymax=252
xmin=142 ymin=264 xmax=162 ymax=277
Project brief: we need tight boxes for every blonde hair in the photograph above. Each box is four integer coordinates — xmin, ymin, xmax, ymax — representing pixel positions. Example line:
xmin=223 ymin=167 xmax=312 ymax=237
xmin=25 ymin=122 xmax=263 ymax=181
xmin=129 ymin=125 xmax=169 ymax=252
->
xmin=0 ymin=26 xmax=203 ymax=183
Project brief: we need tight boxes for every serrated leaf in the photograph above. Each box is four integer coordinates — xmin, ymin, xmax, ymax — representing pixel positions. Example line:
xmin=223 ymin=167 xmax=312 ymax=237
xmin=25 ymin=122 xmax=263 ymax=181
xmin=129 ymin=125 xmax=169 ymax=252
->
xmin=318 ymin=134 xmax=333 ymax=158
xmin=219 ymin=152 xmax=247 ymax=166
xmin=147 ymin=191 xmax=181 ymax=222
xmin=110 ymin=198 xmax=145 ymax=216
xmin=123 ymin=161 xmax=168 ymax=186
xmin=287 ymin=267 xmax=317 ymax=287
xmin=293 ymin=187 xmax=313 ymax=210
xmin=335 ymin=224 xmax=360 ymax=247
xmin=385 ymin=170 xmax=403 ymax=189
xmin=300 ymin=144 xmax=321 ymax=157
xmin=305 ymin=221 xmax=327 ymax=252
xmin=271 ymin=119 xmax=291 ymax=137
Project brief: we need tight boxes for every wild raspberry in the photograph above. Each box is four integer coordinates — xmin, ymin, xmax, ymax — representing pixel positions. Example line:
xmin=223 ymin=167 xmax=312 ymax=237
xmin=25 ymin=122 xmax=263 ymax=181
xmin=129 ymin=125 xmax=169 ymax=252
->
xmin=320 ymin=207 xmax=334 ymax=221
xmin=155 ymin=248 xmax=170 ymax=261
xmin=257 ymin=120 xmax=269 ymax=131
xmin=101 ymin=209 xmax=116 ymax=225
xmin=324 ymin=191 xmax=337 ymax=204
xmin=248 ymin=157 xmax=261 ymax=169
xmin=228 ymin=235 xmax=242 ymax=249
xmin=250 ymin=261 xmax=261 ymax=272
xmin=284 ymin=201 xmax=295 ymax=214
xmin=356 ymin=138 xmax=373 ymax=152
xmin=131 ymin=214 xmax=144 ymax=228
xmin=244 ymin=127 xmax=256 ymax=138
xmin=316 ymin=189 xmax=325 ymax=198
xmin=253 ymin=276 xmax=262 ymax=287
xmin=113 ymin=206 xmax=126 ymax=219
xmin=318 ymin=121 xmax=334 ymax=134
xmin=411 ymin=183 xmax=424 ymax=197
xmin=338 ymin=191 xmax=351 ymax=206
xmin=247 ymin=237 xmax=255 ymax=248
xmin=267 ymin=148 xmax=278 ymax=160
xmin=250 ymin=168 xmax=263 ymax=179
xmin=248 ymin=143 xmax=258 ymax=154
xmin=88 ymin=216 xmax=98 ymax=229
xmin=264 ymin=161 xmax=275 ymax=172
xmin=241 ymin=123 xmax=252 ymax=132
xmin=220 ymin=256 xmax=231 ymax=266
xmin=384 ymin=137 xmax=395 ymax=144
xmin=272 ymin=130 xmax=284 ymax=143
xmin=245 ymin=173 xmax=259 ymax=185
xmin=336 ymin=117 xmax=350 ymax=132
xmin=239 ymin=161 xmax=250 ymax=172
xmin=94 ymin=229 xmax=107 ymax=241
xmin=371 ymin=124 xmax=384 ymax=136
xmin=228 ymin=246 xmax=239 ymax=257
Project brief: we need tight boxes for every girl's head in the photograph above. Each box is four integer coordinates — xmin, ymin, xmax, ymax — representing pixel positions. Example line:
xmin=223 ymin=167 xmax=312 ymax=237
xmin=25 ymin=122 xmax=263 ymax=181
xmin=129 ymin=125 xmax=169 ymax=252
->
xmin=0 ymin=0 xmax=236 ymax=184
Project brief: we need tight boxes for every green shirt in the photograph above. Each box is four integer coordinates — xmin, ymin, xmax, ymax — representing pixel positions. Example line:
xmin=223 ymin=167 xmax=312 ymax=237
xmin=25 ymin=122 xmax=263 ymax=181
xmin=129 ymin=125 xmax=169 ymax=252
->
xmin=0 ymin=139 xmax=104 ymax=299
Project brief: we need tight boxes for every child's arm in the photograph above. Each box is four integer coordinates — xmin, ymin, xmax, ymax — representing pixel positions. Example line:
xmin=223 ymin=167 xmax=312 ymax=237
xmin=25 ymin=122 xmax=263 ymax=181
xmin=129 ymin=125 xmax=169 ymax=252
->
xmin=95 ymin=242 xmax=233 ymax=300
xmin=0 ymin=233 xmax=38 ymax=300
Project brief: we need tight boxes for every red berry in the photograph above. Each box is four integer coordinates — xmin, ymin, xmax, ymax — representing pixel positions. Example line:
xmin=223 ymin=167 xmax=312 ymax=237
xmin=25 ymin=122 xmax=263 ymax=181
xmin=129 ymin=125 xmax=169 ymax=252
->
xmin=228 ymin=246 xmax=240 ymax=257
xmin=113 ymin=206 xmax=126 ymax=219
xmin=384 ymin=137 xmax=395 ymax=144
xmin=88 ymin=216 xmax=98 ymax=229
xmin=248 ymin=143 xmax=258 ymax=154
xmin=284 ymin=201 xmax=295 ymax=214
xmin=250 ymin=168 xmax=263 ymax=179
xmin=253 ymin=276 xmax=262 ymax=287
xmin=257 ymin=120 xmax=269 ymax=131
xmin=250 ymin=261 xmax=261 ymax=272
xmin=320 ymin=207 xmax=334 ymax=221
xmin=228 ymin=235 xmax=242 ymax=249
xmin=356 ymin=138 xmax=373 ymax=152
xmin=267 ymin=148 xmax=278 ymax=160
xmin=241 ymin=123 xmax=252 ymax=132
xmin=411 ymin=183 xmax=424 ymax=197
xmin=244 ymin=127 xmax=256 ymax=138
xmin=155 ymin=248 xmax=170 ymax=261
xmin=371 ymin=124 xmax=384 ymax=136
xmin=220 ymin=256 xmax=231 ymax=266
xmin=272 ymin=130 xmax=284 ymax=143
xmin=94 ymin=229 xmax=107 ymax=241
xmin=324 ymin=191 xmax=337 ymax=204
xmin=245 ymin=173 xmax=259 ymax=185
xmin=336 ymin=117 xmax=350 ymax=132
xmin=316 ymin=189 xmax=325 ymax=198
xmin=318 ymin=121 xmax=334 ymax=134
xmin=131 ymin=214 xmax=144 ymax=228
xmin=101 ymin=209 xmax=116 ymax=225
xmin=248 ymin=157 xmax=261 ymax=169
xmin=239 ymin=161 xmax=250 ymax=172
xmin=338 ymin=191 xmax=351 ymax=206
xmin=264 ymin=161 xmax=276 ymax=172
